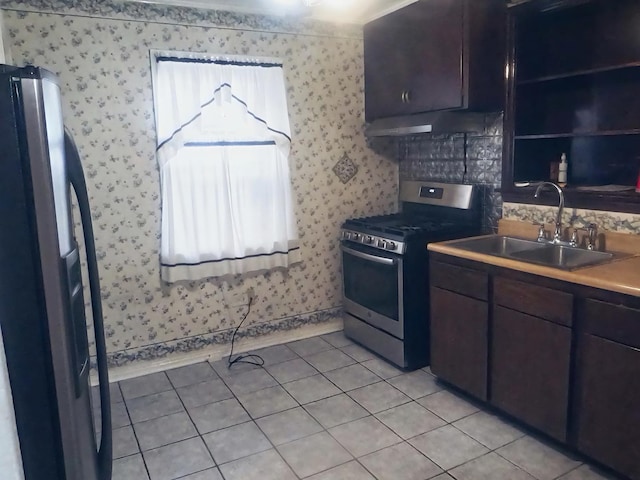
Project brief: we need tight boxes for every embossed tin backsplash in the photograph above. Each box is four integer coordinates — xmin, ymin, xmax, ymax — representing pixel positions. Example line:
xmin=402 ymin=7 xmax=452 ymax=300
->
xmin=398 ymin=115 xmax=504 ymax=232
xmin=395 ymin=114 xmax=640 ymax=236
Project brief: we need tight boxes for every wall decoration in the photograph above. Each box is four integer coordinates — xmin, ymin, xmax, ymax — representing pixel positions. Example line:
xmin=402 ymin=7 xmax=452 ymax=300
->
xmin=333 ymin=152 xmax=359 ymax=184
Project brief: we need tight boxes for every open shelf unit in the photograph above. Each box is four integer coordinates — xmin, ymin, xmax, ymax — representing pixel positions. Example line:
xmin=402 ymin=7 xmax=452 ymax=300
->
xmin=502 ymin=0 xmax=640 ymax=213
xmin=516 ymin=62 xmax=640 ymax=86
xmin=515 ymin=131 xmax=640 ymax=140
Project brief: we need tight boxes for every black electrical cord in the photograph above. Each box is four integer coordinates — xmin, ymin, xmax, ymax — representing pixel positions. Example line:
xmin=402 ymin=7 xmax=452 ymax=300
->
xmin=227 ymin=296 xmax=265 ymax=369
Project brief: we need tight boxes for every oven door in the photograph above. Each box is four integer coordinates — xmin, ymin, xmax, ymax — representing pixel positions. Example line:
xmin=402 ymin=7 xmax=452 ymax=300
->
xmin=341 ymin=243 xmax=404 ymax=339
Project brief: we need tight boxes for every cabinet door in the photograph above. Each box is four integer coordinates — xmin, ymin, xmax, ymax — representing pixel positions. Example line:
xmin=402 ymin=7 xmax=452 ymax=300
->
xmin=430 ymin=286 xmax=488 ymax=400
xmin=575 ymin=334 xmax=640 ymax=480
xmin=364 ymin=0 xmax=464 ymax=121
xmin=491 ymin=305 xmax=571 ymax=441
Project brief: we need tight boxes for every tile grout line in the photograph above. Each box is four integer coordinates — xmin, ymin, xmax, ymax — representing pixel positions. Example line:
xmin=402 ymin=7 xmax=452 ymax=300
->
xmin=144 ymin=367 xmax=217 ymax=479
xmin=115 ymin=344 xmax=371 ymax=477
xmin=320 ymin=360 xmax=523 ymax=478
xmin=223 ymin=343 xmax=384 ymax=478
xmin=268 ymin=359 xmax=365 ymax=479
xmin=550 ymin=463 xmax=582 ymax=480
xmin=211 ymin=348 xmax=307 ymax=479
xmin=118 ymin=337 xmax=599 ymax=480
xmin=276 ymin=351 xmax=441 ymax=478
xmin=117 ymin=344 xmax=433 ymax=478
xmin=118 ymin=377 xmax=154 ymax=480
xmin=256 ymin=352 xmax=351 ymax=479
xmin=193 ymin=359 xmax=263 ymax=476
xmin=222 ymin=358 xmax=309 ymax=480
xmin=491 ymin=438 xmax=581 ymax=480
xmin=172 ymin=361 xmax=223 ymax=478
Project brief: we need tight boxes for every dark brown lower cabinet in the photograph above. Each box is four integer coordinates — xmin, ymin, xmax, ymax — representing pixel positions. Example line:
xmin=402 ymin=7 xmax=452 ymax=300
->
xmin=574 ymin=299 xmax=640 ymax=480
xmin=491 ymin=305 xmax=571 ymax=441
xmin=429 ymin=253 xmax=640 ymax=479
xmin=430 ymin=286 xmax=488 ymax=400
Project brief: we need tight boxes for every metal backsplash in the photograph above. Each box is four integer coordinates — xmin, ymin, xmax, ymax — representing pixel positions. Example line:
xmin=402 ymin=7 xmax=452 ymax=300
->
xmin=398 ymin=115 xmax=504 ymax=233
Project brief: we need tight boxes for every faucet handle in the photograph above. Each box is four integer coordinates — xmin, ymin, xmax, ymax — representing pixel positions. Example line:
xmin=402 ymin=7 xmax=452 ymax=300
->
xmin=572 ymin=224 xmax=599 ymax=250
xmin=569 ymin=229 xmax=579 ymax=247
xmin=533 ymin=222 xmax=547 ymax=242
xmin=549 ymin=219 xmax=563 ymax=243
xmin=586 ymin=223 xmax=598 ymax=250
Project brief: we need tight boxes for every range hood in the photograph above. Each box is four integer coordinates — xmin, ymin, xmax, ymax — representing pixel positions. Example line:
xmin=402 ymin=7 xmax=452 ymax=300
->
xmin=365 ymin=111 xmax=491 ymax=137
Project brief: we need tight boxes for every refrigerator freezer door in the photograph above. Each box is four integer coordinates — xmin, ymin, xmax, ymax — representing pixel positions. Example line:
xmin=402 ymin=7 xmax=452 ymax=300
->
xmin=17 ymin=70 xmax=107 ymax=480
xmin=41 ymin=78 xmax=73 ymax=257
xmin=0 ymin=65 xmax=67 ymax=480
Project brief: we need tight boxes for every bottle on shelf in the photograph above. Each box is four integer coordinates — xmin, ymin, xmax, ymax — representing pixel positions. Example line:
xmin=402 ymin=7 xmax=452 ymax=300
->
xmin=558 ymin=153 xmax=568 ymax=187
xmin=550 ymin=161 xmax=559 ymax=183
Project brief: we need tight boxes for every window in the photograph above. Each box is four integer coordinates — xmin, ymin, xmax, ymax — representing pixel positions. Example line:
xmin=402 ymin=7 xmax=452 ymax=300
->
xmin=151 ymin=52 xmax=300 ymax=282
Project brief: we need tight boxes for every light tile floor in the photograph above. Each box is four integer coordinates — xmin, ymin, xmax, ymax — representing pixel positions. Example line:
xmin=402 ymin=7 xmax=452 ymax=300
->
xmin=95 ymin=332 xmax=621 ymax=480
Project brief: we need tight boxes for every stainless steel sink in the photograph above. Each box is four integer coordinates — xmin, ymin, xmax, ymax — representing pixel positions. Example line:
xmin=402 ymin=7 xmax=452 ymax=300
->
xmin=452 ymin=236 xmax=547 ymax=256
xmin=510 ymin=245 xmax=614 ymax=270
xmin=451 ymin=235 xmax=618 ymax=270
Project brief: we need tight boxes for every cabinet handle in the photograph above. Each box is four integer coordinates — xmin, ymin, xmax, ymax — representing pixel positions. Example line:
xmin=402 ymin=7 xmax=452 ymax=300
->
xmin=405 ymin=90 xmax=411 ymax=103
xmin=401 ymin=91 xmax=407 ymax=103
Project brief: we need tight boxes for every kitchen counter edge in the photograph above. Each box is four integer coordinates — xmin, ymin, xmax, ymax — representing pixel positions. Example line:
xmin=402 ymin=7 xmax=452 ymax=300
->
xmin=428 ymin=235 xmax=640 ymax=298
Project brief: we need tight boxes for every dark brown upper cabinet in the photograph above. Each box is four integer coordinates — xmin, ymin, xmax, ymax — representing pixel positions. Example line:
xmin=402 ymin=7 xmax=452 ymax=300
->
xmin=363 ymin=0 xmax=506 ymax=122
xmin=502 ymin=0 xmax=640 ymax=213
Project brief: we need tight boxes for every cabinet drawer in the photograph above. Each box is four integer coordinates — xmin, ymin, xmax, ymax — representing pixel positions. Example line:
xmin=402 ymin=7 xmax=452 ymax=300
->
xmin=494 ymin=277 xmax=573 ymax=327
xmin=430 ymin=261 xmax=488 ymax=301
xmin=582 ymin=299 xmax=640 ymax=349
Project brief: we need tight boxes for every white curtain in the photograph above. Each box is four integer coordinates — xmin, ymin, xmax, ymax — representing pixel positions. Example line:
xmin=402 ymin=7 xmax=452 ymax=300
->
xmin=153 ymin=56 xmax=301 ymax=282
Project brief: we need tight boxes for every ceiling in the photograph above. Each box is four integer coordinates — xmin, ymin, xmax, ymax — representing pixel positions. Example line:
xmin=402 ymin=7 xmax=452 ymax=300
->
xmin=131 ymin=0 xmax=418 ymax=24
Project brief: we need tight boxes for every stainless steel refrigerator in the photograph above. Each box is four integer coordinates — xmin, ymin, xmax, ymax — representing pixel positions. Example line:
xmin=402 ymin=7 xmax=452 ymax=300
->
xmin=0 ymin=65 xmax=112 ymax=480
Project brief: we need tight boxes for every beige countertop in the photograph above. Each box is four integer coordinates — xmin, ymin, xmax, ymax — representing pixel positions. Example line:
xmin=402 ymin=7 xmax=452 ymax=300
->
xmin=428 ymin=227 xmax=640 ymax=298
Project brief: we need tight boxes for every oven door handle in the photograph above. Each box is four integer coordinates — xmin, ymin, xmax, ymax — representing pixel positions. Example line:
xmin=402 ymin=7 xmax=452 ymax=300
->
xmin=341 ymin=245 xmax=396 ymax=266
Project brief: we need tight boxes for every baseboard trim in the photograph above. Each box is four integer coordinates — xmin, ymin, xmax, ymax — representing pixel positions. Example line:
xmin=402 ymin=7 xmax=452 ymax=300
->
xmin=95 ymin=317 xmax=343 ymax=384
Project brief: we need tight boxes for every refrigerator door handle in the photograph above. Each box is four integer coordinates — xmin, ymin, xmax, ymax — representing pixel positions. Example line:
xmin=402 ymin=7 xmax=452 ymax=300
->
xmin=65 ymin=130 xmax=112 ymax=480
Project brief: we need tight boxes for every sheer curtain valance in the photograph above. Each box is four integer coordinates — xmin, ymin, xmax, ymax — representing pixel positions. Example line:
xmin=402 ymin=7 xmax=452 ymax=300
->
xmin=152 ymin=54 xmax=301 ymax=282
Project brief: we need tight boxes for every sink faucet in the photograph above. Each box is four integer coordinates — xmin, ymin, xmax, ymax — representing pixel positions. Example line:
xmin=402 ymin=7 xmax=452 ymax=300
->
xmin=534 ymin=182 xmax=564 ymax=244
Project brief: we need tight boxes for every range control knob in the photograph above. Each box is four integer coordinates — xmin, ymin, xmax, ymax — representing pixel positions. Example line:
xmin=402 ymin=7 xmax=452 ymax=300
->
xmin=377 ymin=239 xmax=387 ymax=249
xmin=364 ymin=235 xmax=374 ymax=245
xmin=386 ymin=241 xmax=397 ymax=251
xmin=353 ymin=233 xmax=361 ymax=241
xmin=342 ymin=231 xmax=350 ymax=240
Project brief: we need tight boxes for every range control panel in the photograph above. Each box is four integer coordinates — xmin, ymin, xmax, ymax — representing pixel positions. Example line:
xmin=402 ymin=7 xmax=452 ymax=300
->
xmin=340 ymin=230 xmax=406 ymax=254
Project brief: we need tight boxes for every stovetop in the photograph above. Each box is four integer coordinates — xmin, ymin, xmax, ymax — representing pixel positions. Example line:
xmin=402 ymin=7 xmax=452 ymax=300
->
xmin=341 ymin=181 xmax=483 ymax=254
xmin=342 ymin=211 xmax=474 ymax=238
xmin=341 ymin=213 xmax=482 ymax=255
xmin=344 ymin=213 xmax=458 ymax=237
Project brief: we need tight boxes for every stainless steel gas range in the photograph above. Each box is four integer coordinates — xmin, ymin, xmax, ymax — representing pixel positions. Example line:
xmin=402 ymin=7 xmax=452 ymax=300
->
xmin=340 ymin=181 xmax=483 ymax=370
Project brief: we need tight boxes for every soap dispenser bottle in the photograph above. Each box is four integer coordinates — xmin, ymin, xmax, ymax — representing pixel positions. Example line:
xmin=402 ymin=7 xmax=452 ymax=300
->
xmin=558 ymin=153 xmax=568 ymax=187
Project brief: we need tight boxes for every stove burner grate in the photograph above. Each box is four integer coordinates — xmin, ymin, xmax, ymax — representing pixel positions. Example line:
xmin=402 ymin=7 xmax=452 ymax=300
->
xmin=344 ymin=214 xmax=459 ymax=238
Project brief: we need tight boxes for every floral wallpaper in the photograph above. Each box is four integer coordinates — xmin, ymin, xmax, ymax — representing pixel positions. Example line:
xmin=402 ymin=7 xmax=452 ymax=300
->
xmin=1 ymin=0 xmax=361 ymax=37
xmin=503 ymin=203 xmax=640 ymax=235
xmin=0 ymin=12 xmax=7 ymax=62
xmin=2 ymin=2 xmax=397 ymax=366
